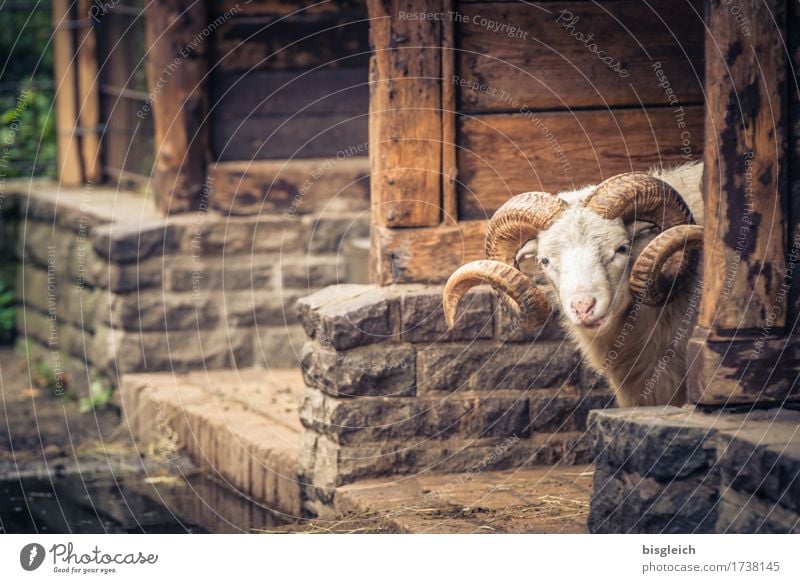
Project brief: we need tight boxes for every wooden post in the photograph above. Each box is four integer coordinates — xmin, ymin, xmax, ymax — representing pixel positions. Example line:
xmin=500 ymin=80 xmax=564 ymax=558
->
xmin=145 ymin=0 xmax=210 ymax=214
xmin=367 ymin=0 xmax=443 ymax=228
xmin=441 ymin=0 xmax=457 ymax=225
xmin=52 ymin=0 xmax=84 ymax=186
xmin=687 ymin=0 xmax=794 ymax=405
xmin=77 ymin=0 xmax=102 ymax=184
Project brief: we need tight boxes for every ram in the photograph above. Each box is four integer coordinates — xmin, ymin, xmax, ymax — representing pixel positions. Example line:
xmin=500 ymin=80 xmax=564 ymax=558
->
xmin=443 ymin=163 xmax=704 ymax=407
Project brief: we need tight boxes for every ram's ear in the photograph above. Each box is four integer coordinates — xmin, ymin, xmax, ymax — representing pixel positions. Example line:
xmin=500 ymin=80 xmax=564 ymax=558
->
xmin=515 ymin=239 xmax=538 ymax=265
xmin=515 ymin=239 xmax=546 ymax=283
xmin=627 ymin=220 xmax=659 ymax=240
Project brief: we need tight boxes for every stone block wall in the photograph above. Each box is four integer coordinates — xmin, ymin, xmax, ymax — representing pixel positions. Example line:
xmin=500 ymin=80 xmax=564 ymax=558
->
xmin=589 ymin=406 xmax=800 ymax=533
xmin=4 ymin=164 xmax=369 ymax=391
xmin=295 ymin=284 xmax=615 ymax=514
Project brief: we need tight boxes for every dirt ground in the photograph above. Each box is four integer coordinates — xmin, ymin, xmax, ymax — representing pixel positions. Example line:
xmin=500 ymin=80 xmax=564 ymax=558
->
xmin=1 ymin=346 xmax=593 ymax=533
xmin=0 ymin=347 xmax=121 ymax=467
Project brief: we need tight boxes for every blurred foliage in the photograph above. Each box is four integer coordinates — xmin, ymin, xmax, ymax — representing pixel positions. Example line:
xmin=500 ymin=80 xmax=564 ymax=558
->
xmin=1 ymin=86 xmax=56 ymax=177
xmin=79 ymin=378 xmax=114 ymax=413
xmin=0 ymin=280 xmax=14 ymax=345
xmin=0 ymin=3 xmax=56 ymax=177
xmin=0 ymin=4 xmax=53 ymax=81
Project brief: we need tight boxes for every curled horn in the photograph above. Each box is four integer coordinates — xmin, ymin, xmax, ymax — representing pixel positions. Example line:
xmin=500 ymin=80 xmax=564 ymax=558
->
xmin=443 ymin=192 xmax=568 ymax=328
xmin=630 ymin=225 xmax=704 ymax=305
xmin=443 ymin=260 xmax=552 ymax=327
xmin=581 ymin=172 xmax=694 ymax=230
xmin=582 ymin=172 xmax=701 ymax=305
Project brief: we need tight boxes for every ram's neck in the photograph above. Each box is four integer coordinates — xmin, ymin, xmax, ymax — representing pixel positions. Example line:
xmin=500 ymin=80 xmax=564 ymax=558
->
xmin=567 ymin=284 xmax=700 ymax=407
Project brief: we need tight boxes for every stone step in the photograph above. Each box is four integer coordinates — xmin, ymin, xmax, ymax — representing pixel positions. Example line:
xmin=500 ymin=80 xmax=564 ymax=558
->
xmin=332 ymin=465 xmax=594 ymax=533
xmin=589 ymin=406 xmax=800 ymax=533
xmin=119 ymin=368 xmax=305 ymax=518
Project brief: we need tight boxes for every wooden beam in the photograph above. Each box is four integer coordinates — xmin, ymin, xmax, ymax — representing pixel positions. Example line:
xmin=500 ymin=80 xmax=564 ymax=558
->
xmin=372 ymin=221 xmax=486 ymax=285
xmin=367 ymin=0 xmax=443 ymax=227
xmin=208 ymin=158 xmax=370 ymax=216
xmin=457 ymin=0 xmax=704 ymax=112
xmin=687 ymin=0 xmax=790 ymax=405
xmin=52 ymin=0 xmax=83 ymax=186
xmin=145 ymin=0 xmax=210 ymax=214
xmin=77 ymin=0 xmax=102 ymax=183
xmin=457 ymin=106 xmax=704 ymax=219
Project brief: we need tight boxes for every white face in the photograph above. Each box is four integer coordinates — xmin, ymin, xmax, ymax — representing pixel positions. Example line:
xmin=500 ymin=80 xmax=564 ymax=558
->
xmin=518 ymin=206 xmax=654 ymax=333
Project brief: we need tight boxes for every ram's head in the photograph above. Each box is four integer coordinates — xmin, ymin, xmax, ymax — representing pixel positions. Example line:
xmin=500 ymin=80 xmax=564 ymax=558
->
xmin=443 ymin=172 xmax=704 ymax=333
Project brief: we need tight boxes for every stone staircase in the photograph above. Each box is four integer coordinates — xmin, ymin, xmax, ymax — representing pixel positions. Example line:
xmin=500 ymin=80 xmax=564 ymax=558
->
xmin=119 ymin=368 xmax=305 ymax=518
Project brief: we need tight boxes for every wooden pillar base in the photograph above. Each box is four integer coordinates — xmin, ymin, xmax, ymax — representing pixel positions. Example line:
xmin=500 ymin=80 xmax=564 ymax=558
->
xmin=687 ymin=327 xmax=800 ymax=406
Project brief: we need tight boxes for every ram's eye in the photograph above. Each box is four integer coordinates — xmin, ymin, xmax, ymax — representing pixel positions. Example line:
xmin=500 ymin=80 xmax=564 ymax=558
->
xmin=616 ymin=244 xmax=630 ymax=254
xmin=540 ymin=257 xmax=550 ymax=266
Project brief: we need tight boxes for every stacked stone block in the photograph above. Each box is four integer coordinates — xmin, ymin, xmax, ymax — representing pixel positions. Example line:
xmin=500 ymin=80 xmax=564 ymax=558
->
xmin=4 ymin=172 xmax=369 ymax=391
xmin=588 ymin=406 xmax=800 ymax=533
xmin=296 ymin=284 xmax=615 ymax=514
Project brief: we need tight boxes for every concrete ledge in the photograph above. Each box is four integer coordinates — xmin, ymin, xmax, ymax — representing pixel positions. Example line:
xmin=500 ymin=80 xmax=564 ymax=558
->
xmin=119 ymin=369 xmax=305 ymax=518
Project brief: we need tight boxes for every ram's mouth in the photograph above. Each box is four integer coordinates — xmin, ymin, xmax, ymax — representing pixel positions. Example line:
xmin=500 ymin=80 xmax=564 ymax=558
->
xmin=583 ymin=317 xmax=607 ymax=330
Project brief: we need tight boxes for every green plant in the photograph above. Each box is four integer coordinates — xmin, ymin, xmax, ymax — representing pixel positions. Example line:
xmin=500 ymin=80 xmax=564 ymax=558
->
xmin=31 ymin=359 xmax=66 ymax=394
xmin=0 ymin=85 xmax=56 ymax=178
xmin=0 ymin=5 xmax=56 ymax=178
xmin=0 ymin=281 xmax=15 ymax=345
xmin=79 ymin=378 xmax=115 ymax=413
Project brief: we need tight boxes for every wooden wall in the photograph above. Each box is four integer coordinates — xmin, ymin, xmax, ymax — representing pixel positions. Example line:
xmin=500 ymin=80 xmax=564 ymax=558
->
xmin=370 ymin=0 xmax=706 ymax=283
xmin=455 ymin=0 xmax=704 ymax=220
xmin=209 ymin=0 xmax=371 ymax=161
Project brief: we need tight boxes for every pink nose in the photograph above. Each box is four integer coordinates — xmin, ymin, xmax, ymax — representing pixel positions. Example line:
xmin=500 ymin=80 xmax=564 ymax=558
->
xmin=571 ymin=296 xmax=596 ymax=319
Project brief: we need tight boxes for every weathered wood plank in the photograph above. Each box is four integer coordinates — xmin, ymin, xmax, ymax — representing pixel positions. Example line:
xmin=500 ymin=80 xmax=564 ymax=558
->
xmin=212 ymin=112 xmax=367 ymax=161
xmin=52 ymin=0 xmax=83 ymax=186
xmin=457 ymin=0 xmax=704 ymax=111
xmin=696 ymin=0 xmax=787 ymax=335
xmin=145 ymin=0 xmax=211 ymax=213
xmin=688 ymin=0 xmax=789 ymax=406
xmin=208 ymin=158 xmax=370 ymax=216
xmin=457 ymin=105 xmax=704 ymax=219
xmin=372 ymin=221 xmax=487 ymax=284
xmin=368 ymin=0 xmax=443 ymax=227
xmin=210 ymin=69 xmax=369 ymax=117
xmin=687 ymin=334 xmax=800 ymax=406
xmin=212 ymin=11 xmax=369 ymax=72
